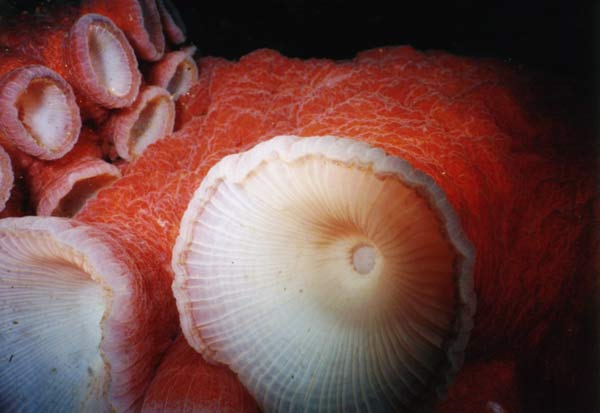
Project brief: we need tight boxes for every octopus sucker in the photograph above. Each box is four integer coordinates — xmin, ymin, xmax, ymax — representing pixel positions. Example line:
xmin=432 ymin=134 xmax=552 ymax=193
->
xmin=148 ymin=46 xmax=199 ymax=100
xmin=27 ymin=128 xmax=121 ymax=217
xmin=0 ymin=11 xmax=142 ymax=112
xmin=172 ymin=135 xmax=475 ymax=411
xmin=69 ymin=13 xmax=142 ymax=109
xmin=0 ymin=58 xmax=81 ymax=160
xmin=101 ymin=84 xmax=175 ymax=161
xmin=0 ymin=145 xmax=13 ymax=213
xmin=156 ymin=0 xmax=187 ymax=46
xmin=0 ymin=216 xmax=175 ymax=412
xmin=82 ymin=0 xmax=166 ymax=62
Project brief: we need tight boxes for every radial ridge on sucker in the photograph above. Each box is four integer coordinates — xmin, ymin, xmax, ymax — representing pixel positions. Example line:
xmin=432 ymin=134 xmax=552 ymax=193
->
xmin=148 ymin=46 xmax=199 ymax=100
xmin=82 ymin=0 xmax=166 ymax=62
xmin=0 ymin=12 xmax=142 ymax=112
xmin=27 ymin=128 xmax=121 ymax=217
xmin=172 ymin=135 xmax=475 ymax=412
xmin=102 ymin=85 xmax=175 ymax=161
xmin=69 ymin=13 xmax=142 ymax=109
xmin=0 ymin=217 xmax=167 ymax=412
xmin=0 ymin=63 xmax=81 ymax=160
xmin=0 ymin=145 xmax=13 ymax=212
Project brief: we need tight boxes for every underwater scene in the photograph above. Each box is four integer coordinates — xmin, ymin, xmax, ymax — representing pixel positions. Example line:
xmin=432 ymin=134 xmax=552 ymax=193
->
xmin=0 ymin=1 xmax=597 ymax=412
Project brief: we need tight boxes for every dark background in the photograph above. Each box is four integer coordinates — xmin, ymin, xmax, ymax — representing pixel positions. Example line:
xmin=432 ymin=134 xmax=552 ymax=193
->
xmin=0 ymin=0 xmax=597 ymax=81
xmin=168 ymin=0 xmax=597 ymax=81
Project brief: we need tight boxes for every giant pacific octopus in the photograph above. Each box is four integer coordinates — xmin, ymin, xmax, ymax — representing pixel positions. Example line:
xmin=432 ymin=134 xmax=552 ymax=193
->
xmin=0 ymin=1 xmax=596 ymax=412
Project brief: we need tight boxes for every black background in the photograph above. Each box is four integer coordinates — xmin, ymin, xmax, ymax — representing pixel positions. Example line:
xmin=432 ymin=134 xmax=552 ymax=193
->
xmin=168 ymin=0 xmax=597 ymax=81
xmin=0 ymin=0 xmax=597 ymax=81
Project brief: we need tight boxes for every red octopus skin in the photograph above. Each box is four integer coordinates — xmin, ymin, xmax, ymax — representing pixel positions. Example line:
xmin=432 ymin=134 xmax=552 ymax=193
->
xmin=436 ymin=359 xmax=520 ymax=413
xmin=141 ymin=335 xmax=259 ymax=413
xmin=74 ymin=47 xmax=594 ymax=410
xmin=0 ymin=9 xmax=142 ymax=117
xmin=26 ymin=127 xmax=121 ymax=217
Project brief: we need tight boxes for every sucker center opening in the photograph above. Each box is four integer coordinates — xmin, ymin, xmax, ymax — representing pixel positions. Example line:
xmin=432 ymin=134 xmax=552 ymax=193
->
xmin=351 ymin=244 xmax=377 ymax=275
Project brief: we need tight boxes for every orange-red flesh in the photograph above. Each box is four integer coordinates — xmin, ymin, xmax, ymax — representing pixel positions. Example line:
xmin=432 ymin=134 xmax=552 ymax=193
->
xmin=436 ymin=360 xmax=520 ymax=413
xmin=101 ymin=84 xmax=175 ymax=161
xmin=26 ymin=128 xmax=120 ymax=217
xmin=0 ymin=10 xmax=141 ymax=113
xmin=87 ymin=48 xmax=595 ymax=353
xmin=53 ymin=172 xmax=120 ymax=217
xmin=76 ymin=46 xmax=594 ymax=409
xmin=141 ymin=335 xmax=259 ymax=413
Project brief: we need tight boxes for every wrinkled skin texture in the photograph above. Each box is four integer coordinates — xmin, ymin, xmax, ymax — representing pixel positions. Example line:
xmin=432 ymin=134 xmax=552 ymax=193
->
xmin=77 ymin=47 xmax=595 ymax=410
xmin=142 ymin=336 xmax=259 ymax=413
